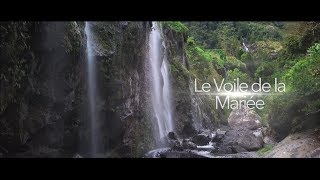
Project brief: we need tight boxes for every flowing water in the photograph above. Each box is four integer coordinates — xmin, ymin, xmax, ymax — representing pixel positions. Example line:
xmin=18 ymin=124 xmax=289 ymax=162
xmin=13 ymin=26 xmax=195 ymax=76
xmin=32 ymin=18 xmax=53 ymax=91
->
xmin=148 ymin=22 xmax=174 ymax=141
xmin=85 ymin=22 xmax=100 ymax=156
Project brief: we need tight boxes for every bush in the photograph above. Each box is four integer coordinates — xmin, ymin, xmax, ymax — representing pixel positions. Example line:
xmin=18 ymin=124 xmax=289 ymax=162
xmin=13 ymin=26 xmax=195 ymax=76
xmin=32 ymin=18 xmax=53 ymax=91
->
xmin=284 ymin=43 xmax=320 ymax=97
xmin=163 ymin=21 xmax=189 ymax=35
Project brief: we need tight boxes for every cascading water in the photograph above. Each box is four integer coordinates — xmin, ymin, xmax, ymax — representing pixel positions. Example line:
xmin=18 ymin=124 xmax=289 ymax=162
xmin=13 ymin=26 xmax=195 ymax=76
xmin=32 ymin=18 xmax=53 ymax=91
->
xmin=84 ymin=22 xmax=100 ymax=156
xmin=243 ymin=42 xmax=249 ymax=52
xmin=148 ymin=22 xmax=174 ymax=141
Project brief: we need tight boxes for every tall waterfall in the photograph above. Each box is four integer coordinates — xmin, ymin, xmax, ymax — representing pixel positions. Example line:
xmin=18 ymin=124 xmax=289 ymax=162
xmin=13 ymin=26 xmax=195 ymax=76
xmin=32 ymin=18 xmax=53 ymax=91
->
xmin=84 ymin=22 xmax=100 ymax=156
xmin=148 ymin=22 xmax=174 ymax=141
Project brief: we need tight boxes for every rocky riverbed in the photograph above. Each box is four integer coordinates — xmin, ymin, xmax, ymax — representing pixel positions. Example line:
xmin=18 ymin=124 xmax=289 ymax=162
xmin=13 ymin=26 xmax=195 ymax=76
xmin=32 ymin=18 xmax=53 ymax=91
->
xmin=145 ymin=106 xmax=267 ymax=158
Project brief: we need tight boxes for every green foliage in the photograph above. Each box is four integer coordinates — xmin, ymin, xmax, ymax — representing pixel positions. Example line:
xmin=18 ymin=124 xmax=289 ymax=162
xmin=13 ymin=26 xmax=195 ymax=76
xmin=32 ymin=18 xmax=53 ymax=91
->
xmin=307 ymin=43 xmax=320 ymax=55
xmin=186 ymin=37 xmax=222 ymax=81
xmin=184 ymin=22 xmax=320 ymax=139
xmin=236 ymin=22 xmax=283 ymax=42
xmin=284 ymin=22 xmax=320 ymax=55
xmin=257 ymin=144 xmax=274 ymax=156
xmin=226 ymin=56 xmax=246 ymax=70
xmin=255 ymin=61 xmax=275 ymax=82
xmin=284 ymin=43 xmax=320 ymax=97
xmin=163 ymin=21 xmax=189 ymax=35
xmin=227 ymin=68 xmax=252 ymax=84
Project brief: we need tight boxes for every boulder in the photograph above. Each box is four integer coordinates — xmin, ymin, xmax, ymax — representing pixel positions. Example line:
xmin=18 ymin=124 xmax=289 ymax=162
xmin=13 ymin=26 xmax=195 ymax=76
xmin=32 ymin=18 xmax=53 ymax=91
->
xmin=266 ymin=130 xmax=320 ymax=158
xmin=168 ymin=140 xmax=183 ymax=151
xmin=212 ymin=129 xmax=227 ymax=142
xmin=168 ymin=132 xmax=178 ymax=140
xmin=222 ymin=128 xmax=264 ymax=151
xmin=263 ymin=136 xmax=277 ymax=145
xmin=231 ymin=145 xmax=248 ymax=153
xmin=307 ymin=148 xmax=320 ymax=158
xmin=191 ymin=133 xmax=211 ymax=146
xmin=211 ymin=146 xmax=233 ymax=154
xmin=182 ymin=139 xmax=197 ymax=150
xmin=228 ymin=106 xmax=262 ymax=130
xmin=181 ymin=122 xmax=197 ymax=138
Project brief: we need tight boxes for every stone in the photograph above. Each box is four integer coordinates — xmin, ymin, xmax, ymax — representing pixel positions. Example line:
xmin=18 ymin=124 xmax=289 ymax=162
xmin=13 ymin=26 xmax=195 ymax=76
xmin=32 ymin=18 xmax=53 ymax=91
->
xmin=212 ymin=146 xmax=233 ymax=154
xmin=228 ymin=106 xmax=262 ymax=130
xmin=263 ymin=136 xmax=277 ymax=145
xmin=191 ymin=133 xmax=211 ymax=146
xmin=168 ymin=132 xmax=178 ymax=140
xmin=231 ymin=145 xmax=248 ymax=153
xmin=182 ymin=139 xmax=197 ymax=150
xmin=222 ymin=128 xmax=264 ymax=151
xmin=168 ymin=140 xmax=183 ymax=151
xmin=307 ymin=148 xmax=320 ymax=158
xmin=181 ymin=122 xmax=197 ymax=137
xmin=266 ymin=130 xmax=320 ymax=158
xmin=253 ymin=128 xmax=263 ymax=138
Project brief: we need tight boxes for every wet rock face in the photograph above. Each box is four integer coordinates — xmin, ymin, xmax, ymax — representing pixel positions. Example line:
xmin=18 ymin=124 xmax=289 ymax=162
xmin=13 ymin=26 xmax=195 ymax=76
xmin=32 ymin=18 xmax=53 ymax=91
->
xmin=89 ymin=22 xmax=154 ymax=157
xmin=0 ymin=22 xmax=85 ymax=156
xmin=0 ymin=22 xmax=154 ymax=157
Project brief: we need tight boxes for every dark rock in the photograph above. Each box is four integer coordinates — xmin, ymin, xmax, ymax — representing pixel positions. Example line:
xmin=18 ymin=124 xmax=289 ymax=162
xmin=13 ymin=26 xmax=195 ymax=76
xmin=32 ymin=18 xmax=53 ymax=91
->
xmin=212 ymin=129 xmax=227 ymax=142
xmin=231 ymin=145 xmax=248 ymax=153
xmin=212 ymin=146 xmax=233 ymax=154
xmin=168 ymin=131 xmax=177 ymax=140
xmin=182 ymin=139 xmax=197 ymax=150
xmin=168 ymin=140 xmax=183 ymax=151
xmin=222 ymin=128 xmax=264 ymax=151
xmin=191 ymin=133 xmax=211 ymax=146
xmin=181 ymin=122 xmax=197 ymax=138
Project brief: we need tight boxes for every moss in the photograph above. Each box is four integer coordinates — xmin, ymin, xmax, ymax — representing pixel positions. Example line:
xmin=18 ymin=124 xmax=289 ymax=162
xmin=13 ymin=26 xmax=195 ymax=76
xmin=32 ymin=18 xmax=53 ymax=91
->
xmin=162 ymin=21 xmax=189 ymax=35
xmin=226 ymin=55 xmax=246 ymax=70
xmin=257 ymin=144 xmax=274 ymax=156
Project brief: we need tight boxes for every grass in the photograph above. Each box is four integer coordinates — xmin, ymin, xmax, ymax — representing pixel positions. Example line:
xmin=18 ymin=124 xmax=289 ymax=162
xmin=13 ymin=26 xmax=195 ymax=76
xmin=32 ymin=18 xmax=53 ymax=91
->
xmin=257 ymin=144 xmax=274 ymax=156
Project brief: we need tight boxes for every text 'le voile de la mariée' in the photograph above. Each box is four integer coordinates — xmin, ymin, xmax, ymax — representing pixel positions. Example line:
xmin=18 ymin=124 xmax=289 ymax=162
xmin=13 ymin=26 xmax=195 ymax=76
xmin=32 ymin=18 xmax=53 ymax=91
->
xmin=194 ymin=78 xmax=285 ymax=110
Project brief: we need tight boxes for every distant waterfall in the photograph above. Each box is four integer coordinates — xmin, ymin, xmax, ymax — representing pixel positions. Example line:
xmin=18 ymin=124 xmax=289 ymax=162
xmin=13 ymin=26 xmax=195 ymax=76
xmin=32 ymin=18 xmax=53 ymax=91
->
xmin=84 ymin=22 xmax=101 ymax=157
xmin=243 ymin=42 xmax=249 ymax=52
xmin=148 ymin=22 xmax=174 ymax=141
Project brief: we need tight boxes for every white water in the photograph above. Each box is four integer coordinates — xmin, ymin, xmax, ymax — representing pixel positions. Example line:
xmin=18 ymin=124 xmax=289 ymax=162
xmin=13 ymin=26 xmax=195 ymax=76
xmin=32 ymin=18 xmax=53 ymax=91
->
xmin=148 ymin=22 xmax=174 ymax=140
xmin=85 ymin=22 xmax=99 ymax=156
xmin=243 ymin=42 xmax=249 ymax=52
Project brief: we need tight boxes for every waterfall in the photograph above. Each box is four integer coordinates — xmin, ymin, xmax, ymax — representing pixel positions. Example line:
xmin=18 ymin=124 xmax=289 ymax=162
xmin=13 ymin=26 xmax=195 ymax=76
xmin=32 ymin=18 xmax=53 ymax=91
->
xmin=243 ymin=42 xmax=249 ymax=52
xmin=148 ymin=22 xmax=174 ymax=141
xmin=84 ymin=22 xmax=100 ymax=157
